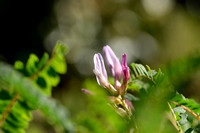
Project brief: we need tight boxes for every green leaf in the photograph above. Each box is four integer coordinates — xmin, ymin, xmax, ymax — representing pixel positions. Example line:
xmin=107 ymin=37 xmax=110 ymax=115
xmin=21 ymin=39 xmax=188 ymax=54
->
xmin=26 ymin=54 xmax=39 ymax=76
xmin=0 ymin=42 xmax=70 ymax=132
xmin=50 ymin=42 xmax=67 ymax=74
xmin=128 ymin=63 xmax=162 ymax=93
xmin=0 ymin=62 xmax=74 ymax=133
xmin=37 ymin=52 xmax=49 ymax=70
xmin=14 ymin=61 xmax=24 ymax=70
xmin=171 ymin=93 xmax=200 ymax=132
xmin=173 ymin=107 xmax=188 ymax=125
xmin=14 ymin=42 xmax=67 ymax=96
xmin=185 ymin=128 xmax=194 ymax=133
xmin=0 ymin=90 xmax=32 ymax=133
xmin=130 ymin=63 xmax=162 ymax=84
xmin=128 ymin=79 xmax=149 ymax=92
xmin=171 ymin=93 xmax=200 ymax=117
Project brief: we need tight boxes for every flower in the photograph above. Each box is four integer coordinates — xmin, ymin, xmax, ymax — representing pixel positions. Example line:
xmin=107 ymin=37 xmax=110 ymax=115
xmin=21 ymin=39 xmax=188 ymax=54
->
xmin=93 ymin=45 xmax=130 ymax=96
xmin=93 ymin=46 xmax=132 ymax=117
xmin=93 ymin=53 xmax=109 ymax=88
xmin=122 ymin=54 xmax=130 ymax=83
xmin=103 ymin=45 xmax=122 ymax=89
xmin=93 ymin=53 xmax=118 ymax=95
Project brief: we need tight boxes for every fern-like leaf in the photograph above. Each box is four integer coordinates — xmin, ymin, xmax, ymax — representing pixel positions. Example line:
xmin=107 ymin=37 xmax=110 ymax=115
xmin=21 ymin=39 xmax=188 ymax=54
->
xmin=130 ymin=63 xmax=162 ymax=84
xmin=14 ymin=42 xmax=67 ymax=96
xmin=0 ymin=42 xmax=73 ymax=133
xmin=0 ymin=62 xmax=74 ymax=133
xmin=128 ymin=63 xmax=163 ymax=92
xmin=171 ymin=93 xmax=200 ymax=120
xmin=170 ymin=93 xmax=200 ymax=132
xmin=0 ymin=90 xmax=32 ymax=133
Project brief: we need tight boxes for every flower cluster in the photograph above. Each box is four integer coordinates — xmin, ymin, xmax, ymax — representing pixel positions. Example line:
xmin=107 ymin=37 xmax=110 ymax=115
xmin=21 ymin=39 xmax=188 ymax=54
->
xmin=93 ymin=45 xmax=130 ymax=97
xmin=93 ymin=45 xmax=132 ymax=117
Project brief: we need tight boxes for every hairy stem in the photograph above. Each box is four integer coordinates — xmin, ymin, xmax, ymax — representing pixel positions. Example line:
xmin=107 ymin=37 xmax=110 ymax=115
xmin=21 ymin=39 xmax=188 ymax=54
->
xmin=0 ymin=93 xmax=20 ymax=128
xmin=167 ymin=102 xmax=184 ymax=133
xmin=170 ymin=101 xmax=200 ymax=121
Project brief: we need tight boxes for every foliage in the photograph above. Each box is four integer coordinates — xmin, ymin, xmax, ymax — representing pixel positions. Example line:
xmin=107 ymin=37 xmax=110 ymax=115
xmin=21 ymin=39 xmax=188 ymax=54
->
xmin=128 ymin=63 xmax=163 ymax=93
xmin=1 ymin=43 xmax=200 ymax=133
xmin=76 ymin=79 xmax=133 ymax=133
xmin=129 ymin=52 xmax=200 ymax=133
xmin=170 ymin=93 xmax=200 ymax=132
xmin=0 ymin=42 xmax=73 ymax=133
xmin=14 ymin=42 xmax=67 ymax=96
xmin=77 ymin=51 xmax=200 ymax=133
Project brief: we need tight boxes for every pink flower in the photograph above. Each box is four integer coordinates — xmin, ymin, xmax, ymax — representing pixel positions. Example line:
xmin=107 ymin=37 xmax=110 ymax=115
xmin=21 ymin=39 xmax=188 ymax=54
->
xmin=103 ymin=45 xmax=122 ymax=89
xmin=122 ymin=54 xmax=130 ymax=83
xmin=93 ymin=45 xmax=130 ymax=96
xmin=93 ymin=53 xmax=109 ymax=88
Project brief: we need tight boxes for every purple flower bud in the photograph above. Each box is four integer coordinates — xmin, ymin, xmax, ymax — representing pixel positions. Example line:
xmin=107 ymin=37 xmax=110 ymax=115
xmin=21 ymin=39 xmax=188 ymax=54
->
xmin=122 ymin=54 xmax=130 ymax=83
xmin=93 ymin=53 xmax=109 ymax=87
xmin=103 ymin=45 xmax=122 ymax=77
xmin=103 ymin=45 xmax=122 ymax=88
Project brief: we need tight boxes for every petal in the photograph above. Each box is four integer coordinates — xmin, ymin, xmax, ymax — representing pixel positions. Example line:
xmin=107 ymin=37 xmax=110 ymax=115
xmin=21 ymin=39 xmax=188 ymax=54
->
xmin=93 ymin=69 xmax=101 ymax=86
xmin=103 ymin=45 xmax=122 ymax=78
xmin=93 ymin=53 xmax=108 ymax=87
xmin=122 ymin=54 xmax=130 ymax=82
xmin=94 ymin=53 xmax=107 ymax=79
xmin=98 ymin=53 xmax=107 ymax=79
xmin=122 ymin=54 xmax=127 ymax=70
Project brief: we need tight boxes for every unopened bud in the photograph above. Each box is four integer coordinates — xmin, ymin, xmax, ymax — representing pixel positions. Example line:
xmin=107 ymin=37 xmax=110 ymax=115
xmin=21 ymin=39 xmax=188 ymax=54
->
xmin=93 ymin=53 xmax=109 ymax=88
xmin=122 ymin=54 xmax=130 ymax=83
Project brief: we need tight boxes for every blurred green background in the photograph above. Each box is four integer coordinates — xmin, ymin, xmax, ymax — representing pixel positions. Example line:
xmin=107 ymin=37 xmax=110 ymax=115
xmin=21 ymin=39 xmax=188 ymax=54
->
xmin=0 ymin=0 xmax=200 ymax=132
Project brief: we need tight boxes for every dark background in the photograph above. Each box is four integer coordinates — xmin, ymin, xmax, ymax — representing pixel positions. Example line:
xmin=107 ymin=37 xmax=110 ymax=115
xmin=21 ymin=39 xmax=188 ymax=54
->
xmin=0 ymin=0 xmax=200 ymax=63
xmin=0 ymin=0 xmax=55 ymax=63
